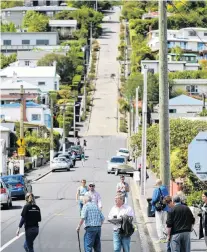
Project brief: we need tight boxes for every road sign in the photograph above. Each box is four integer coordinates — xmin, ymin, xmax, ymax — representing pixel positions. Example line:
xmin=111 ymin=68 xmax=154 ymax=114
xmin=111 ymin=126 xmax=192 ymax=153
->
xmin=16 ymin=138 xmax=25 ymax=147
xmin=18 ymin=147 xmax=25 ymax=156
xmin=188 ymin=132 xmax=207 ymax=181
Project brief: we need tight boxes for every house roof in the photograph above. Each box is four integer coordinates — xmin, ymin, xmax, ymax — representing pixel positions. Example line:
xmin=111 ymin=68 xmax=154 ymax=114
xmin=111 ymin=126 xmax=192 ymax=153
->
xmin=0 ymin=79 xmax=41 ymax=91
xmin=0 ymin=66 xmax=60 ymax=78
xmin=0 ymin=101 xmax=42 ymax=108
xmin=49 ymin=20 xmax=77 ymax=27
xmin=1 ymin=123 xmax=15 ymax=132
xmin=17 ymin=50 xmax=66 ymax=60
xmin=2 ymin=6 xmax=77 ymax=11
xmin=0 ymin=125 xmax=10 ymax=132
xmin=169 ymin=95 xmax=203 ymax=106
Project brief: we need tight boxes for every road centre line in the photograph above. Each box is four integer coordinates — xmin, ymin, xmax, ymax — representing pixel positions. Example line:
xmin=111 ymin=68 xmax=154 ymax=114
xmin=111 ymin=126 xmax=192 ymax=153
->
xmin=0 ymin=232 xmax=25 ymax=251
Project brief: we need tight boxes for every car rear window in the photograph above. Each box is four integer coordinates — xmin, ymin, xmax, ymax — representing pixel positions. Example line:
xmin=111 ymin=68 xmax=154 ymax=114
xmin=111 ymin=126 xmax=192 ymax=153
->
xmin=119 ymin=149 xmax=129 ymax=154
xmin=2 ymin=176 xmax=21 ymax=184
xmin=111 ymin=158 xmax=125 ymax=163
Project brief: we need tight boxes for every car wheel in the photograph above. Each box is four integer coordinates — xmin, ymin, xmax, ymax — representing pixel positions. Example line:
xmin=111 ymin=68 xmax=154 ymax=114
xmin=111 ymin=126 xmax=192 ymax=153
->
xmin=4 ymin=200 xmax=10 ymax=209
xmin=115 ymin=169 xmax=119 ymax=176
xmin=107 ymin=171 xmax=110 ymax=174
xmin=67 ymin=168 xmax=70 ymax=171
xmin=130 ymin=173 xmax=134 ymax=178
xmin=9 ymin=198 xmax=12 ymax=207
xmin=52 ymin=169 xmax=55 ymax=172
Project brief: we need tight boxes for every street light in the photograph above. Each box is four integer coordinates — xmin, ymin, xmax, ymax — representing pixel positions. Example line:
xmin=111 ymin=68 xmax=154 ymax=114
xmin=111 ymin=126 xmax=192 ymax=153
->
xmin=73 ymin=103 xmax=80 ymax=138
xmin=60 ymin=105 xmax=66 ymax=153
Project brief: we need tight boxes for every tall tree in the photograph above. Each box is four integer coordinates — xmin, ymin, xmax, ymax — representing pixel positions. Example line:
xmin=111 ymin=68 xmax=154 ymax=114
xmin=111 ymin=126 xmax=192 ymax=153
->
xmin=1 ymin=0 xmax=23 ymax=9
xmin=22 ymin=11 xmax=49 ymax=32
xmin=1 ymin=22 xmax=16 ymax=32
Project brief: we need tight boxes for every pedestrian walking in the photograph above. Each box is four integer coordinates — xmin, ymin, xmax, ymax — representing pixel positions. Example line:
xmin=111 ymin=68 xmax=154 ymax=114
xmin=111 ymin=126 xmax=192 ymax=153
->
xmin=164 ymin=196 xmax=175 ymax=252
xmin=151 ymin=179 xmax=169 ymax=243
xmin=16 ymin=193 xmax=41 ymax=252
xmin=85 ymin=182 xmax=102 ymax=210
xmin=108 ymin=194 xmax=134 ymax=252
xmin=76 ymin=179 xmax=88 ymax=214
xmin=198 ymin=192 xmax=207 ymax=248
xmin=166 ymin=196 xmax=195 ymax=252
xmin=81 ymin=153 xmax=85 ymax=167
xmin=83 ymin=139 xmax=87 ymax=147
xmin=76 ymin=195 xmax=105 ymax=252
xmin=116 ymin=175 xmax=130 ymax=204
xmin=71 ymin=151 xmax=76 ymax=167
xmin=76 ymin=138 xmax=80 ymax=145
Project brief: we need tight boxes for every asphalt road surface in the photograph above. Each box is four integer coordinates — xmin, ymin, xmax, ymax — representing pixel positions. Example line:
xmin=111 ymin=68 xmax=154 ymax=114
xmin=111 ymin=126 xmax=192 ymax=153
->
xmin=1 ymin=136 xmax=143 ymax=252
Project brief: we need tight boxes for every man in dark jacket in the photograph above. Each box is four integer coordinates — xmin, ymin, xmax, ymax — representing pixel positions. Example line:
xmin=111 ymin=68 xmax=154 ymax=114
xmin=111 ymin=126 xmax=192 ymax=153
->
xmin=166 ymin=196 xmax=195 ymax=252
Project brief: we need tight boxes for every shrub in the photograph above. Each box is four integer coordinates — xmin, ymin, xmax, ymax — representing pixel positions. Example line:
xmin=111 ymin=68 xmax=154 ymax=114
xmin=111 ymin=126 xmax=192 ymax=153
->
xmin=120 ymin=118 xmax=127 ymax=133
xmin=72 ymin=75 xmax=81 ymax=84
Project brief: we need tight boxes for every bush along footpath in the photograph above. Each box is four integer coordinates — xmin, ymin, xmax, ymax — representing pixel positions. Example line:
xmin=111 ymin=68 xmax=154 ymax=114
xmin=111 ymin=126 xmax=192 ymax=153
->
xmin=130 ymin=119 xmax=207 ymax=205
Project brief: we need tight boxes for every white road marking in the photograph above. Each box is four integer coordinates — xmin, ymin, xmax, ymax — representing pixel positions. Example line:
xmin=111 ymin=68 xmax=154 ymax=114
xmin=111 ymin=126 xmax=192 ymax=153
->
xmin=0 ymin=232 xmax=25 ymax=251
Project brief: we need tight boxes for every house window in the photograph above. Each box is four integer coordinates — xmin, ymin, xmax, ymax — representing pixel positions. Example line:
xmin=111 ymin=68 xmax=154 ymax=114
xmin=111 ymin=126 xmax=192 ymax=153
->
xmin=169 ymin=109 xmax=176 ymax=113
xmin=22 ymin=11 xmax=26 ymax=16
xmin=204 ymin=32 xmax=207 ymax=36
xmin=3 ymin=40 xmax=11 ymax=45
xmin=188 ymin=31 xmax=197 ymax=36
xmin=36 ymin=40 xmax=49 ymax=45
xmin=7 ymin=11 xmax=11 ymax=16
xmin=31 ymin=114 xmax=41 ymax=121
xmin=0 ymin=115 xmax=5 ymax=119
xmin=54 ymin=81 xmax=57 ymax=90
xmin=38 ymin=82 xmax=45 ymax=85
xmin=148 ymin=68 xmax=154 ymax=74
xmin=186 ymin=85 xmax=198 ymax=94
xmin=25 ymin=61 xmax=30 ymax=66
xmin=22 ymin=40 xmax=30 ymax=45
xmin=198 ymin=42 xmax=204 ymax=51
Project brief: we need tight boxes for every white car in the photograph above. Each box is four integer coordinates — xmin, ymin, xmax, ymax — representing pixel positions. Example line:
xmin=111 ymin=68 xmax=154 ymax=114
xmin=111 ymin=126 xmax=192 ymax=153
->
xmin=0 ymin=179 xmax=12 ymax=209
xmin=107 ymin=156 xmax=127 ymax=174
xmin=51 ymin=157 xmax=71 ymax=172
xmin=116 ymin=148 xmax=130 ymax=161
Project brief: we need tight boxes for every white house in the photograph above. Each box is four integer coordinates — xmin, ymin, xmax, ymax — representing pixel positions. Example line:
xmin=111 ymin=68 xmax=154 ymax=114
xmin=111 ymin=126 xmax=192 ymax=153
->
xmin=151 ymin=95 xmax=205 ymax=123
xmin=0 ymin=79 xmax=48 ymax=105
xmin=0 ymin=66 xmax=60 ymax=93
xmin=17 ymin=50 xmax=66 ymax=67
xmin=1 ymin=6 xmax=77 ymax=27
xmin=24 ymin=0 xmax=66 ymax=7
xmin=148 ymin=27 xmax=207 ymax=57
xmin=172 ymin=79 xmax=207 ymax=96
xmin=142 ymin=11 xmax=172 ymax=20
xmin=49 ymin=20 xmax=77 ymax=38
xmin=141 ymin=60 xmax=200 ymax=74
xmin=0 ymin=101 xmax=51 ymax=128
xmin=0 ymin=126 xmax=10 ymax=150
xmin=1 ymin=32 xmax=60 ymax=54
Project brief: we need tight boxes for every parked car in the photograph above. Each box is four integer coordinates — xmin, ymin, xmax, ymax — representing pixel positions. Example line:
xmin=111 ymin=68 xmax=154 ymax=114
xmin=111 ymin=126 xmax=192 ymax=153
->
xmin=107 ymin=156 xmax=127 ymax=174
xmin=51 ymin=157 xmax=71 ymax=172
xmin=58 ymin=153 xmax=73 ymax=168
xmin=69 ymin=145 xmax=83 ymax=160
xmin=1 ymin=175 xmax=32 ymax=199
xmin=116 ymin=148 xmax=130 ymax=161
xmin=114 ymin=164 xmax=134 ymax=177
xmin=0 ymin=179 xmax=12 ymax=209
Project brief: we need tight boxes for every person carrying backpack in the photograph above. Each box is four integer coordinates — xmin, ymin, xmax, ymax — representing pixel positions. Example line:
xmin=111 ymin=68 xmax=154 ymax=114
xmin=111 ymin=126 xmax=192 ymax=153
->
xmin=16 ymin=193 xmax=41 ymax=252
xmin=108 ymin=194 xmax=134 ymax=252
xmin=151 ymin=179 xmax=169 ymax=243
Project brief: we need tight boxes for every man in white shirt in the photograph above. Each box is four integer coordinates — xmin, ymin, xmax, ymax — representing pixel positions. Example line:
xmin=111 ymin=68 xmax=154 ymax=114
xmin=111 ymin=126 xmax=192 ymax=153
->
xmin=85 ymin=182 xmax=102 ymax=210
xmin=116 ymin=176 xmax=130 ymax=204
xmin=108 ymin=194 xmax=134 ymax=252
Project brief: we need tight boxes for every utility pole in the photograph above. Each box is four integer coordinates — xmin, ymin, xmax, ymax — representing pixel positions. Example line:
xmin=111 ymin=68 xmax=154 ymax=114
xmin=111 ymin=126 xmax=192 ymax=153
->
xmin=19 ymin=85 xmax=24 ymax=175
xmin=159 ymin=0 xmax=170 ymax=190
xmin=90 ymin=22 xmax=93 ymax=55
xmin=202 ymin=93 xmax=206 ymax=111
xmin=95 ymin=0 xmax=98 ymax=11
xmin=50 ymin=96 xmax=54 ymax=164
xmin=135 ymin=87 xmax=139 ymax=133
xmin=141 ymin=69 xmax=147 ymax=196
xmin=62 ymin=105 xmax=66 ymax=153
xmin=74 ymin=103 xmax=76 ymax=138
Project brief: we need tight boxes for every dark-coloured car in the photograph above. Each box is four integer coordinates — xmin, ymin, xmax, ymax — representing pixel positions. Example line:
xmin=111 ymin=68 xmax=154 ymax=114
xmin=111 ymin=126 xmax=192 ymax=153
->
xmin=1 ymin=175 xmax=32 ymax=199
xmin=69 ymin=145 xmax=83 ymax=160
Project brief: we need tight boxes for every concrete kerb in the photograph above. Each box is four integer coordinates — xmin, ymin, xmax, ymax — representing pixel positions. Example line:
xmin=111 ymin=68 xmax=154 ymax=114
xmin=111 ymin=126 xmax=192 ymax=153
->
xmin=130 ymin=179 xmax=164 ymax=252
xmin=31 ymin=170 xmax=51 ymax=182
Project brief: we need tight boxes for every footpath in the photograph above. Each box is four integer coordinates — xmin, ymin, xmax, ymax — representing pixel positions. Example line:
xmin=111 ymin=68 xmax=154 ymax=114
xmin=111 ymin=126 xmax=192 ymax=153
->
xmin=130 ymin=170 xmax=206 ymax=252
xmin=25 ymin=163 xmax=51 ymax=182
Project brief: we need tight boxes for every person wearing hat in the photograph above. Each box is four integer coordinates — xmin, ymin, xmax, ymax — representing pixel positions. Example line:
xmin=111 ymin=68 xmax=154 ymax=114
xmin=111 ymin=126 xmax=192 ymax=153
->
xmin=85 ymin=182 xmax=102 ymax=210
xmin=151 ymin=179 xmax=169 ymax=243
xmin=16 ymin=193 xmax=41 ymax=252
xmin=116 ymin=176 xmax=130 ymax=204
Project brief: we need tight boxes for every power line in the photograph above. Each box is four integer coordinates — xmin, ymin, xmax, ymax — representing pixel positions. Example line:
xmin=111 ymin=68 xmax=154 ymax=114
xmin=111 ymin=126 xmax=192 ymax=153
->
xmin=168 ymin=1 xmax=207 ymax=49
